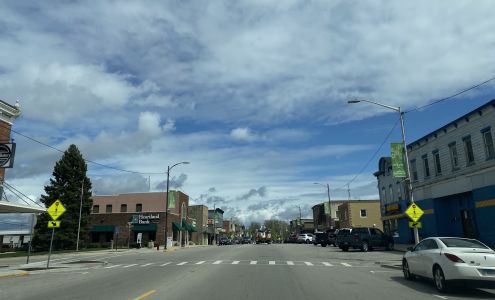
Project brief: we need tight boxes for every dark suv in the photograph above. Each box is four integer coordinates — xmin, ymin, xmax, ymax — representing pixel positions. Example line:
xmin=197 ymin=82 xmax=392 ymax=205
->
xmin=336 ymin=227 xmax=394 ymax=252
xmin=313 ymin=229 xmax=337 ymax=247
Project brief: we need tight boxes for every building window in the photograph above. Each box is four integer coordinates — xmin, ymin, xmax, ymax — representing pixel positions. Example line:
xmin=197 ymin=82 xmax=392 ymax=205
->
xmin=482 ymin=128 xmax=495 ymax=160
xmin=449 ymin=142 xmax=459 ymax=170
xmin=433 ymin=150 xmax=442 ymax=176
xmin=410 ymin=159 xmax=418 ymax=181
xmin=388 ymin=185 xmax=393 ymax=203
xmin=463 ymin=136 xmax=475 ymax=165
xmin=360 ymin=209 xmax=367 ymax=218
xmin=136 ymin=204 xmax=142 ymax=212
xmin=120 ymin=204 xmax=127 ymax=213
xmin=396 ymin=182 xmax=402 ymax=201
xmin=106 ymin=204 xmax=112 ymax=213
xmin=93 ymin=205 xmax=99 ymax=213
xmin=422 ymin=155 xmax=430 ymax=178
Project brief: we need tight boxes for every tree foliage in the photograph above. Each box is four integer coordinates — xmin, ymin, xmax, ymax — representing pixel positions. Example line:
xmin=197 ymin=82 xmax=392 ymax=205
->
xmin=264 ymin=220 xmax=289 ymax=240
xmin=32 ymin=144 xmax=92 ymax=251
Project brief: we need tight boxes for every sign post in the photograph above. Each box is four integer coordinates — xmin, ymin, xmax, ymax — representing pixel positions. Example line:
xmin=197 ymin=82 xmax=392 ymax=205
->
xmin=46 ymin=200 xmax=66 ymax=269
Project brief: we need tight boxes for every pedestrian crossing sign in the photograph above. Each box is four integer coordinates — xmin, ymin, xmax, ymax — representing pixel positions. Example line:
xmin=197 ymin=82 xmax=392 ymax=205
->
xmin=47 ymin=199 xmax=66 ymax=221
xmin=47 ymin=220 xmax=61 ymax=228
xmin=408 ymin=221 xmax=422 ymax=229
xmin=405 ymin=203 xmax=424 ymax=222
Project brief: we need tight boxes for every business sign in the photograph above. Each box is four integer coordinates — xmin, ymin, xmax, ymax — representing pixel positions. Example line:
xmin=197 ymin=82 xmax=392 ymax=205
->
xmin=0 ymin=143 xmax=15 ymax=168
xmin=391 ymin=143 xmax=406 ymax=178
xmin=324 ymin=202 xmax=330 ymax=215
xmin=168 ymin=191 xmax=176 ymax=209
xmin=131 ymin=214 xmax=160 ymax=224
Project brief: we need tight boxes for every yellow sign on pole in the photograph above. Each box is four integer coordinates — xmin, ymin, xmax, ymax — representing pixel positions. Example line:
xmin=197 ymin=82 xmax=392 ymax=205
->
xmin=47 ymin=200 xmax=66 ymax=221
xmin=408 ymin=221 xmax=422 ymax=229
xmin=405 ymin=203 xmax=424 ymax=222
xmin=47 ymin=220 xmax=61 ymax=228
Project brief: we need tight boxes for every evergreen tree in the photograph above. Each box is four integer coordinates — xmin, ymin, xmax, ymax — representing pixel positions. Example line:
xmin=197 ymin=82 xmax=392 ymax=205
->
xmin=32 ymin=144 xmax=92 ymax=251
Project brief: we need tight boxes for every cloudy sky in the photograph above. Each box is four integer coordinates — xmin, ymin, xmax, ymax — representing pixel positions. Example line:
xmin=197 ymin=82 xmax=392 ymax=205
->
xmin=1 ymin=1 xmax=495 ymax=225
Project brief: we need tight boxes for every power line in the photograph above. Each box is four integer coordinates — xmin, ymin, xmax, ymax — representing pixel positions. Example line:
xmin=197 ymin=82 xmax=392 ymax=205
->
xmin=3 ymin=181 xmax=44 ymax=208
xmin=4 ymin=124 xmax=165 ymax=175
xmin=2 ymin=184 xmax=32 ymax=207
xmin=406 ymin=75 xmax=495 ymax=113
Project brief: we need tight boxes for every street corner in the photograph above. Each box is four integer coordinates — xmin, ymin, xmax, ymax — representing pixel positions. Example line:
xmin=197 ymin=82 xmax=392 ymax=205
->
xmin=0 ymin=270 xmax=29 ymax=279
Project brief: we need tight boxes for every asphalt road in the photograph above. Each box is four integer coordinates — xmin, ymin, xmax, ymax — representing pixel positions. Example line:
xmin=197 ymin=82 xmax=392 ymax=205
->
xmin=1 ymin=244 xmax=495 ymax=300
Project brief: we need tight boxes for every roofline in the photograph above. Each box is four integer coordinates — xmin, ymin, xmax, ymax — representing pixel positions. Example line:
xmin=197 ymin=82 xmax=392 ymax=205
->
xmin=407 ymin=99 xmax=495 ymax=148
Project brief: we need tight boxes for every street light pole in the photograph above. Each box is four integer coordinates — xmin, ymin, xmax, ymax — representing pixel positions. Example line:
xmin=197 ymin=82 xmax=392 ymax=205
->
xmin=76 ymin=180 xmax=84 ymax=252
xmin=348 ymin=99 xmax=420 ymax=244
xmin=164 ymin=161 xmax=190 ymax=250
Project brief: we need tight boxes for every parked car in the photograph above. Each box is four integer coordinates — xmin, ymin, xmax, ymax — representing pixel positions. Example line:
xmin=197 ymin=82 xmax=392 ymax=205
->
xmin=313 ymin=230 xmax=337 ymax=247
xmin=297 ymin=233 xmax=313 ymax=244
xmin=335 ymin=228 xmax=352 ymax=248
xmin=403 ymin=237 xmax=495 ymax=292
xmin=218 ymin=237 xmax=231 ymax=245
xmin=337 ymin=227 xmax=394 ymax=252
xmin=241 ymin=236 xmax=252 ymax=244
xmin=287 ymin=234 xmax=298 ymax=244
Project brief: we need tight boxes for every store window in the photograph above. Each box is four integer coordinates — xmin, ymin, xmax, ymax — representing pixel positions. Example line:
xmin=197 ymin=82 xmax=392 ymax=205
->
xmin=396 ymin=182 xmax=402 ymax=201
xmin=93 ymin=205 xmax=99 ymax=213
xmin=136 ymin=203 xmax=142 ymax=212
xmin=463 ymin=136 xmax=475 ymax=165
xmin=449 ymin=142 xmax=459 ymax=170
xmin=360 ymin=209 xmax=367 ymax=218
xmin=120 ymin=204 xmax=127 ymax=213
xmin=482 ymin=128 xmax=495 ymax=160
xmin=106 ymin=204 xmax=112 ymax=213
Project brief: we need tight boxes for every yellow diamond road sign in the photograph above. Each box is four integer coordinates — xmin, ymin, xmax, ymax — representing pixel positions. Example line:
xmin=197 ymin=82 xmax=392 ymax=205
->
xmin=47 ymin=220 xmax=61 ymax=228
xmin=405 ymin=203 xmax=424 ymax=222
xmin=47 ymin=200 xmax=66 ymax=221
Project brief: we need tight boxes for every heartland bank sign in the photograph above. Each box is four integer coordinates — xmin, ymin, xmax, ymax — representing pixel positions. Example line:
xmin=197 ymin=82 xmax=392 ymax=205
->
xmin=131 ymin=214 xmax=160 ymax=225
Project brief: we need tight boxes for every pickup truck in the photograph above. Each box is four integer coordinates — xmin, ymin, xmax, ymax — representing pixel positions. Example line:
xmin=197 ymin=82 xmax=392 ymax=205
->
xmin=336 ymin=227 xmax=394 ymax=252
xmin=313 ymin=229 xmax=337 ymax=247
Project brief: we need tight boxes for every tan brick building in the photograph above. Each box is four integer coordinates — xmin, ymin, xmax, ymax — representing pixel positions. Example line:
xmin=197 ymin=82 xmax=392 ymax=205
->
xmin=188 ymin=205 xmax=209 ymax=245
xmin=337 ymin=200 xmax=383 ymax=230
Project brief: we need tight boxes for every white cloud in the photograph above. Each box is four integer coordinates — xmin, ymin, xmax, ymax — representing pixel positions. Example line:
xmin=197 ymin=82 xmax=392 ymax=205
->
xmin=230 ymin=127 xmax=258 ymax=142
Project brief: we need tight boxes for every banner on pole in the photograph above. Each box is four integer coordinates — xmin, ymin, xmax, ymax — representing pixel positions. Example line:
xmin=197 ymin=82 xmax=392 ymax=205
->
xmin=168 ymin=191 xmax=176 ymax=208
xmin=391 ymin=143 xmax=406 ymax=178
xmin=324 ymin=202 xmax=330 ymax=215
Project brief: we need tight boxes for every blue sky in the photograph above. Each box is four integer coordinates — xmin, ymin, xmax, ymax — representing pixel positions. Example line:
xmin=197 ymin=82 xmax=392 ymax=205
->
xmin=1 ymin=1 xmax=495 ymax=225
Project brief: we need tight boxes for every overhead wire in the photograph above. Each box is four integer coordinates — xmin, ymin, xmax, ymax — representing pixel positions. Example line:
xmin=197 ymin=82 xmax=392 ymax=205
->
xmin=3 ymin=181 xmax=44 ymax=208
xmin=2 ymin=184 xmax=32 ymax=207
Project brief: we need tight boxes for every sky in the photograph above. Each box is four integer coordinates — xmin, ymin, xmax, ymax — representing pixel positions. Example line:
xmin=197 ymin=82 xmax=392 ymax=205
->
xmin=1 ymin=1 xmax=495 ymax=225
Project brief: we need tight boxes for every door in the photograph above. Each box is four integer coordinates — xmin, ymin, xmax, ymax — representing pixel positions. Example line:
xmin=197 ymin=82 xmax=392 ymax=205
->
xmin=407 ymin=240 xmax=428 ymax=276
xmin=418 ymin=239 xmax=440 ymax=278
xmin=369 ymin=228 xmax=383 ymax=247
xmin=460 ymin=210 xmax=477 ymax=238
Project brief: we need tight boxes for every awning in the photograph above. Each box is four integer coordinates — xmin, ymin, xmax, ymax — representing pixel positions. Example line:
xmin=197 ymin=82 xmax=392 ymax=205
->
xmin=172 ymin=222 xmax=182 ymax=231
xmin=132 ymin=224 xmax=157 ymax=232
xmin=91 ymin=225 xmax=115 ymax=232
xmin=381 ymin=213 xmax=405 ymax=221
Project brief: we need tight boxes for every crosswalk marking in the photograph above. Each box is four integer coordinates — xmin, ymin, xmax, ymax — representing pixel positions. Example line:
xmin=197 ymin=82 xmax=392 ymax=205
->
xmin=287 ymin=261 xmax=294 ymax=265
xmin=177 ymin=262 xmax=188 ymax=266
xmin=160 ymin=262 xmax=171 ymax=266
xmin=341 ymin=263 xmax=352 ymax=267
xmin=212 ymin=260 xmax=222 ymax=265
xmin=104 ymin=264 xmax=122 ymax=269
xmin=322 ymin=262 xmax=333 ymax=267
xmin=123 ymin=264 xmax=138 ymax=268
xmin=250 ymin=261 xmax=257 ymax=265
xmin=196 ymin=261 xmax=206 ymax=265
xmin=269 ymin=261 xmax=276 ymax=265
xmin=304 ymin=262 xmax=313 ymax=266
xmin=232 ymin=261 xmax=240 ymax=265
xmin=141 ymin=263 xmax=153 ymax=267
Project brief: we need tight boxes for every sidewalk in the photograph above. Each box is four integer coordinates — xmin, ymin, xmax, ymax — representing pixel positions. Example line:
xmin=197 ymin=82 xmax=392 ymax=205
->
xmin=394 ymin=244 xmax=414 ymax=252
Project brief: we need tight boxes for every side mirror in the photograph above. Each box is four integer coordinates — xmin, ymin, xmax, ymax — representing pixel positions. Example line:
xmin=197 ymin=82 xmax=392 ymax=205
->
xmin=407 ymin=247 xmax=414 ymax=252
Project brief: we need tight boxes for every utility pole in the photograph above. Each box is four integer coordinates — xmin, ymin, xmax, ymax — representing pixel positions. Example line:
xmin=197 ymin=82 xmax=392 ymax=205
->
xmin=164 ymin=165 xmax=170 ymax=249
xmin=76 ymin=180 xmax=84 ymax=251
xmin=347 ymin=184 xmax=351 ymax=201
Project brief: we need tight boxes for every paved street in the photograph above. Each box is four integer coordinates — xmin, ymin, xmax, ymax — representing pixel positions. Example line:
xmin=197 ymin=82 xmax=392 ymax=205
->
xmin=1 ymin=244 xmax=494 ymax=300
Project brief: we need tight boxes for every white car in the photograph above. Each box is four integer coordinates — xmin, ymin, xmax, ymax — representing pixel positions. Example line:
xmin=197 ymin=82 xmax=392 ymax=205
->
xmin=297 ymin=233 xmax=313 ymax=244
xmin=402 ymin=237 xmax=495 ymax=292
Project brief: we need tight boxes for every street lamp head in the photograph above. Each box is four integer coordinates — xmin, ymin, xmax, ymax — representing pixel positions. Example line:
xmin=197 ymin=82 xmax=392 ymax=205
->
xmin=181 ymin=161 xmax=190 ymax=165
xmin=347 ymin=100 xmax=361 ymax=104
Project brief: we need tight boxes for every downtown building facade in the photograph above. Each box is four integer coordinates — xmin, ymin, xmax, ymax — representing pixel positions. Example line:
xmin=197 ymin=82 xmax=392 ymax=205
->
xmin=90 ymin=191 xmax=197 ymax=247
xmin=312 ymin=201 xmax=343 ymax=231
xmin=375 ymin=99 xmax=495 ymax=246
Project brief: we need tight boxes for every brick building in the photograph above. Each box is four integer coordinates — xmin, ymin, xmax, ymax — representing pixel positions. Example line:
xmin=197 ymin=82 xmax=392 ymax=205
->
xmin=188 ymin=205 xmax=209 ymax=245
xmin=336 ymin=200 xmax=382 ymax=230
xmin=90 ymin=191 xmax=194 ymax=247
xmin=311 ymin=201 xmax=344 ymax=231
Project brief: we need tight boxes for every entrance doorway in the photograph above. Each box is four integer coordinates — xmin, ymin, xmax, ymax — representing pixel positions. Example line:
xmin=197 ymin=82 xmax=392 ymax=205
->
xmin=460 ymin=209 xmax=477 ymax=238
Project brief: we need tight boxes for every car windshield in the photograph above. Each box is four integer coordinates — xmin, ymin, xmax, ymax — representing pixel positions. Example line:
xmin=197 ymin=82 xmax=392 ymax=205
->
xmin=440 ymin=238 xmax=489 ymax=249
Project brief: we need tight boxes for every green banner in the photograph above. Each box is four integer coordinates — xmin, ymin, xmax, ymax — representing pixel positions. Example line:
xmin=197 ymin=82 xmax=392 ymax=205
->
xmin=391 ymin=143 xmax=406 ymax=178
xmin=214 ymin=212 xmax=220 ymax=224
xmin=324 ymin=202 xmax=330 ymax=215
xmin=168 ymin=191 xmax=176 ymax=208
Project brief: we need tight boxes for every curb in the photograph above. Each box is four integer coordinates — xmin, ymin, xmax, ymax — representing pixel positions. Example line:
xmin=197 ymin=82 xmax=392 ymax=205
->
xmin=0 ymin=271 xmax=29 ymax=279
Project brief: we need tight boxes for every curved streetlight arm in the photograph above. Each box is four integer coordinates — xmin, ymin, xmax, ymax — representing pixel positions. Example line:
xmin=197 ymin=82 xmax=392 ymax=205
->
xmin=348 ymin=99 xmax=399 ymax=112
xmin=168 ymin=161 xmax=190 ymax=173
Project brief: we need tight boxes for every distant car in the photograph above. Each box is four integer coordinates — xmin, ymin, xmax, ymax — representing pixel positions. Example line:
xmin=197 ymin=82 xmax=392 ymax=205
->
xmin=336 ymin=227 xmax=393 ymax=252
xmin=314 ymin=229 xmax=338 ymax=247
xmin=297 ymin=233 xmax=313 ymax=244
xmin=403 ymin=237 xmax=495 ymax=292
xmin=218 ymin=237 xmax=231 ymax=245
xmin=241 ymin=236 xmax=252 ymax=244
xmin=287 ymin=234 xmax=298 ymax=244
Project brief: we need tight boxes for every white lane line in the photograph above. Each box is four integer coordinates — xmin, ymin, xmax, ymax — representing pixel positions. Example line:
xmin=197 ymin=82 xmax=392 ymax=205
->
xmin=104 ymin=264 xmax=122 ymax=269
xmin=304 ymin=262 xmax=314 ymax=266
xmin=433 ymin=295 xmax=448 ymax=300
xmin=322 ymin=262 xmax=333 ymax=266
xmin=269 ymin=261 xmax=276 ymax=265
xmin=123 ymin=264 xmax=138 ymax=268
xmin=141 ymin=263 xmax=153 ymax=267
xmin=232 ymin=261 xmax=240 ymax=265
xmin=161 ymin=262 xmax=171 ymax=266
xmin=250 ymin=261 xmax=257 ymax=265
xmin=196 ymin=261 xmax=206 ymax=265
xmin=212 ymin=260 xmax=222 ymax=265
xmin=341 ymin=263 xmax=352 ymax=267
xmin=287 ymin=261 xmax=295 ymax=266
xmin=177 ymin=262 xmax=188 ymax=266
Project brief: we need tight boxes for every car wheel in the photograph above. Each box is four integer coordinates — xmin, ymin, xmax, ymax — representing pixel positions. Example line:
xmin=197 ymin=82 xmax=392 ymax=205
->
xmin=361 ymin=241 xmax=369 ymax=252
xmin=434 ymin=266 xmax=449 ymax=293
xmin=402 ymin=260 xmax=414 ymax=281
xmin=321 ymin=243 xmax=327 ymax=247
xmin=342 ymin=246 xmax=349 ymax=252
xmin=313 ymin=243 xmax=318 ymax=246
